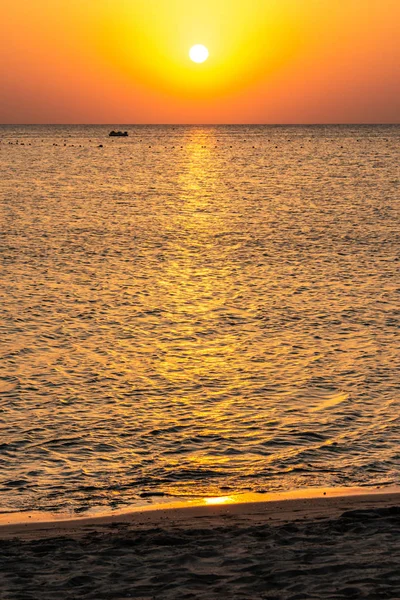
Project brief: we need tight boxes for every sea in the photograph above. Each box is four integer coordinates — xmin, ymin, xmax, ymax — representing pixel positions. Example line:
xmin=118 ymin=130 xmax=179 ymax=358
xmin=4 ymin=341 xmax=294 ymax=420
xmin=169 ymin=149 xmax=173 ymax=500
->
xmin=0 ymin=124 xmax=399 ymax=514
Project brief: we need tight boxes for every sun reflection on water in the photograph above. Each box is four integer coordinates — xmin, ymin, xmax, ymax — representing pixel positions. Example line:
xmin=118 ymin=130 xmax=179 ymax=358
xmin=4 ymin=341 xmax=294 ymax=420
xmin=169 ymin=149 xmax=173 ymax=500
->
xmin=204 ymin=496 xmax=234 ymax=505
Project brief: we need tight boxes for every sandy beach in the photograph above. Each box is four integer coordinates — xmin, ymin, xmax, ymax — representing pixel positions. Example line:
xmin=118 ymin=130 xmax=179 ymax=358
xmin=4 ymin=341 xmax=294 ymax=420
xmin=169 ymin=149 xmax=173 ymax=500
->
xmin=0 ymin=487 xmax=399 ymax=599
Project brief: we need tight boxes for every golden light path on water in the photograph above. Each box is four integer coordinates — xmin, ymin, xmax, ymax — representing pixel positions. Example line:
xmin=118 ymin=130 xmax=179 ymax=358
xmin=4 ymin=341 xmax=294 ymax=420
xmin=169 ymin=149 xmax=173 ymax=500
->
xmin=0 ymin=124 xmax=399 ymax=514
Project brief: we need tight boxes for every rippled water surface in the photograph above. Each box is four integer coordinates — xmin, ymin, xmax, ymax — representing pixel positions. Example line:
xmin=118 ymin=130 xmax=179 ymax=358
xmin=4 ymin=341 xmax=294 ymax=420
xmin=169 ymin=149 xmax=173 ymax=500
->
xmin=0 ymin=125 xmax=399 ymax=513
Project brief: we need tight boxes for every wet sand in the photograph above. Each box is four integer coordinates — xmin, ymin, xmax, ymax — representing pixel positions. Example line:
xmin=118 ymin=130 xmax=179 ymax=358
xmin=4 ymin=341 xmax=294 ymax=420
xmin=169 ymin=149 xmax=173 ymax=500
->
xmin=0 ymin=488 xmax=399 ymax=599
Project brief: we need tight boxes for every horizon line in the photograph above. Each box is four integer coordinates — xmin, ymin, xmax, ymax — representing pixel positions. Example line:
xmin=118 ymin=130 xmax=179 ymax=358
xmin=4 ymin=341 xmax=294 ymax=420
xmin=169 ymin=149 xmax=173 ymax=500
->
xmin=1 ymin=122 xmax=399 ymax=127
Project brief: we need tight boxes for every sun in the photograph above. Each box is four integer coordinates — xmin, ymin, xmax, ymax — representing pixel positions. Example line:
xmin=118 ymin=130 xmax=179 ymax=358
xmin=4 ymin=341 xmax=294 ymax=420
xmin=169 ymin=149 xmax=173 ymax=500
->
xmin=189 ymin=45 xmax=209 ymax=64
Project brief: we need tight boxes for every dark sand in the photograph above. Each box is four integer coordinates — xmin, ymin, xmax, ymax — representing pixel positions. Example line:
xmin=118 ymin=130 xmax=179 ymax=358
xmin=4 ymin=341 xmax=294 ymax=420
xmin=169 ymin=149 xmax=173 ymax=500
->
xmin=0 ymin=489 xmax=399 ymax=599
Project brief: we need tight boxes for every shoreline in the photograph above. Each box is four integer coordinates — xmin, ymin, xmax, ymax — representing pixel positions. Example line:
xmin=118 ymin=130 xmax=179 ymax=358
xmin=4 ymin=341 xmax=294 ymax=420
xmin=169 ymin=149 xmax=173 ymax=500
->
xmin=1 ymin=486 xmax=399 ymax=599
xmin=1 ymin=484 xmax=399 ymax=540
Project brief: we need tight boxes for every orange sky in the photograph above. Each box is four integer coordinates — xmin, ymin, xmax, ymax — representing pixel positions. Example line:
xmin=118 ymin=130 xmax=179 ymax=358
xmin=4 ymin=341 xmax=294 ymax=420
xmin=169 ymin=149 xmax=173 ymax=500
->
xmin=1 ymin=0 xmax=399 ymax=123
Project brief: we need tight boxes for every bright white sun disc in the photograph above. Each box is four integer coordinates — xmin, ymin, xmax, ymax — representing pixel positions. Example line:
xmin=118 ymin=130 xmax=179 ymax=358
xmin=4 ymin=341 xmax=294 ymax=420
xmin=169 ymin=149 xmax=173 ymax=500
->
xmin=189 ymin=44 xmax=209 ymax=63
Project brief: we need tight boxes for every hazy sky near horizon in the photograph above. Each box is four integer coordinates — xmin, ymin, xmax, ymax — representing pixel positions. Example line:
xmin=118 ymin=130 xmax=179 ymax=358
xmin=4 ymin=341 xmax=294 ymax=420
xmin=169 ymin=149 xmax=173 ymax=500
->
xmin=1 ymin=0 xmax=399 ymax=124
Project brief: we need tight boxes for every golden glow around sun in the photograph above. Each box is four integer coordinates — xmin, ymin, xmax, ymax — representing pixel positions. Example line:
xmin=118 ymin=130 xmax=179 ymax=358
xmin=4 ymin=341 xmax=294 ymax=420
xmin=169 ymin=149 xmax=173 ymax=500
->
xmin=189 ymin=44 xmax=209 ymax=63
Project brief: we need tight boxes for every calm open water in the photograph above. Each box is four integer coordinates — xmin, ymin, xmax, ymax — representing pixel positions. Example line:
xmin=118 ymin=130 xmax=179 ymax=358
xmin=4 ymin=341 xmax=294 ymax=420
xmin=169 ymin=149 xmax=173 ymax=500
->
xmin=0 ymin=125 xmax=399 ymax=513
